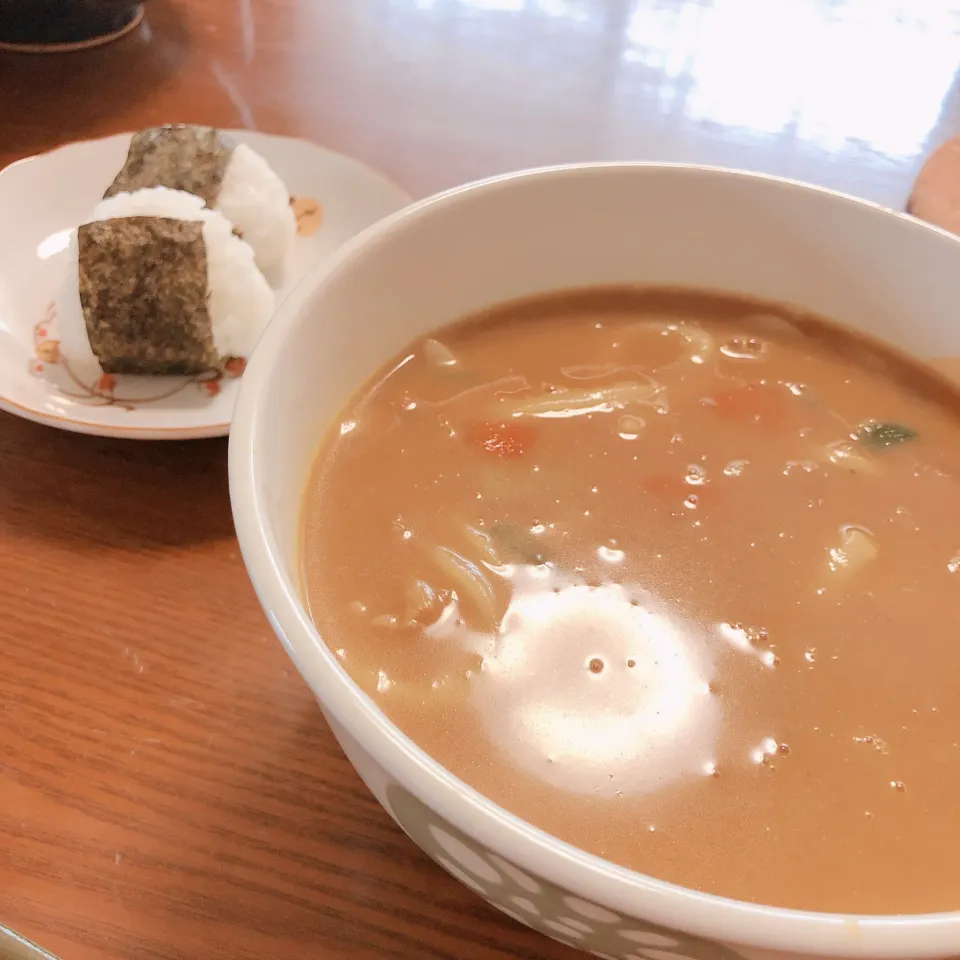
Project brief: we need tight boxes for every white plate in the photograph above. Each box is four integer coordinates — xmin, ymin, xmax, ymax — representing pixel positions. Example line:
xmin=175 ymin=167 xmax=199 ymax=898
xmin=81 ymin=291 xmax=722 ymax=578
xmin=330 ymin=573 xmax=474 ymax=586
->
xmin=0 ymin=131 xmax=412 ymax=440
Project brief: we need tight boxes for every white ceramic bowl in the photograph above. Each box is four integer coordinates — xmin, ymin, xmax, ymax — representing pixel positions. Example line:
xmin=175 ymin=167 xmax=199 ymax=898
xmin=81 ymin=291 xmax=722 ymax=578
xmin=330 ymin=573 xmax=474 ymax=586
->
xmin=229 ymin=164 xmax=960 ymax=960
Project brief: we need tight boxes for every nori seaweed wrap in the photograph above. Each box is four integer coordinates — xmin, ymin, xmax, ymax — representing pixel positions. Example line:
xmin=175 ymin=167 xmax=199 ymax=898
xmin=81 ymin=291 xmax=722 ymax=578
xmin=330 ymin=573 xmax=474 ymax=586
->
xmin=104 ymin=125 xmax=234 ymax=208
xmin=104 ymin=124 xmax=295 ymax=277
xmin=77 ymin=216 xmax=218 ymax=375
xmin=57 ymin=187 xmax=274 ymax=378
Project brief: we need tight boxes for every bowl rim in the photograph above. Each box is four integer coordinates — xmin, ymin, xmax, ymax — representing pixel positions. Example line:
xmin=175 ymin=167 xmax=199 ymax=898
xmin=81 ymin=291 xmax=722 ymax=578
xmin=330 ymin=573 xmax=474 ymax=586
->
xmin=229 ymin=161 xmax=960 ymax=957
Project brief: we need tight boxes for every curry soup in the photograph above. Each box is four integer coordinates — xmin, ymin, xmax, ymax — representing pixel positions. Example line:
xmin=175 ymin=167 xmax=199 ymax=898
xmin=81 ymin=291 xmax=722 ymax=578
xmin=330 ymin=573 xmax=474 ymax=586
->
xmin=302 ymin=288 xmax=960 ymax=914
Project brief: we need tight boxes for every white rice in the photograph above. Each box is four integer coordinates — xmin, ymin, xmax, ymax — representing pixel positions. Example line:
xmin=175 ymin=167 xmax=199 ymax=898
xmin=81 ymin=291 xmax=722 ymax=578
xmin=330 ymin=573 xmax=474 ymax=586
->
xmin=217 ymin=143 xmax=296 ymax=281
xmin=94 ymin=185 xmax=208 ymax=222
xmin=57 ymin=236 xmax=99 ymax=377
xmin=57 ymin=186 xmax=274 ymax=376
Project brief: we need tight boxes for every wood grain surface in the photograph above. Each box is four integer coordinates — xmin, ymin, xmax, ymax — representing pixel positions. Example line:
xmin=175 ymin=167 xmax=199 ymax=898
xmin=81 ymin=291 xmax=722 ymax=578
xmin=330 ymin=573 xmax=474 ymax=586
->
xmin=2 ymin=1 xmax=960 ymax=957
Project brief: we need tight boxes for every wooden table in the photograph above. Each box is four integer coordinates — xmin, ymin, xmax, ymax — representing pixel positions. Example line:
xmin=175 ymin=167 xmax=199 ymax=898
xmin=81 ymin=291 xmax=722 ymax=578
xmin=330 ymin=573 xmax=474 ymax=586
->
xmin=1 ymin=2 xmax=958 ymax=957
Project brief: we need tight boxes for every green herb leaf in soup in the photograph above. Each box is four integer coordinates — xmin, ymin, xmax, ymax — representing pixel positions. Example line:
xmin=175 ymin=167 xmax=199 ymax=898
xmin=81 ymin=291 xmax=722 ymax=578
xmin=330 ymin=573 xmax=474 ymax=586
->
xmin=856 ymin=421 xmax=918 ymax=449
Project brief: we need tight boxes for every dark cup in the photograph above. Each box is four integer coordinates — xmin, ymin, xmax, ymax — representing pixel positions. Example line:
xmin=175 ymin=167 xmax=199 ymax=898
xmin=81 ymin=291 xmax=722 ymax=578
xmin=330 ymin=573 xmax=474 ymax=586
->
xmin=0 ymin=0 xmax=144 ymax=49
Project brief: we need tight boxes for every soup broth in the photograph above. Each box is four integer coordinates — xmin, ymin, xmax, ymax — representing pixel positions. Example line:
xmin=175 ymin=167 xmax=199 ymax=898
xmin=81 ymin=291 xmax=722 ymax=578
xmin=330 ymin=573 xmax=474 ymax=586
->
xmin=302 ymin=288 xmax=960 ymax=914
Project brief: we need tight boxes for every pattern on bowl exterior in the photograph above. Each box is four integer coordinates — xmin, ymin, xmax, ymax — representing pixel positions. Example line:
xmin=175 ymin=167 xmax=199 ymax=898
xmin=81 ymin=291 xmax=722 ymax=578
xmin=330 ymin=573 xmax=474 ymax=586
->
xmin=384 ymin=783 xmax=748 ymax=960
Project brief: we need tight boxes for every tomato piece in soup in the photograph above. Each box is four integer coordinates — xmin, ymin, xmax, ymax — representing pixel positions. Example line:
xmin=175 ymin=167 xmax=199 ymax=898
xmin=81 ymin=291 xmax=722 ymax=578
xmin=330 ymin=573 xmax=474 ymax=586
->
xmin=711 ymin=383 xmax=790 ymax=427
